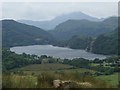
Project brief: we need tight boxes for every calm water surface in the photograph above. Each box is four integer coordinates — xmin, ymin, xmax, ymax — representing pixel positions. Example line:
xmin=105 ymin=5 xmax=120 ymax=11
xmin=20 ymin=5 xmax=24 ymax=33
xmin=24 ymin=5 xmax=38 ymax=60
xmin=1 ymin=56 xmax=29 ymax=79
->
xmin=10 ymin=45 xmax=107 ymax=60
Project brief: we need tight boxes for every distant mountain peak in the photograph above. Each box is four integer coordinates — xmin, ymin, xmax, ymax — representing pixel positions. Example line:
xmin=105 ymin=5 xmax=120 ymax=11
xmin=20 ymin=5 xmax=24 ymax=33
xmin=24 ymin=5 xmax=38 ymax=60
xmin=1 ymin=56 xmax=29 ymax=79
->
xmin=18 ymin=11 xmax=99 ymax=30
xmin=53 ymin=11 xmax=99 ymax=21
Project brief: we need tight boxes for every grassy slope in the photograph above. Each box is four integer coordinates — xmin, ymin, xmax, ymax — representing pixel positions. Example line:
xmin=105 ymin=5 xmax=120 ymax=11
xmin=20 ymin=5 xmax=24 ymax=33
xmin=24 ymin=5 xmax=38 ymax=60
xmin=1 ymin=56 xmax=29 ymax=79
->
xmin=13 ymin=63 xmax=95 ymax=75
xmin=95 ymin=73 xmax=119 ymax=87
xmin=3 ymin=75 xmax=37 ymax=88
xmin=10 ymin=63 xmax=118 ymax=87
xmin=19 ymin=63 xmax=73 ymax=71
xmin=3 ymin=70 xmax=115 ymax=88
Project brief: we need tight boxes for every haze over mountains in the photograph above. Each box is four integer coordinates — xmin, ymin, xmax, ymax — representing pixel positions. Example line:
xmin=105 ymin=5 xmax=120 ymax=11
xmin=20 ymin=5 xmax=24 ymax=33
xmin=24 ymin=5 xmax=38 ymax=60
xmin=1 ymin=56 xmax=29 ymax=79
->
xmin=18 ymin=12 xmax=100 ymax=30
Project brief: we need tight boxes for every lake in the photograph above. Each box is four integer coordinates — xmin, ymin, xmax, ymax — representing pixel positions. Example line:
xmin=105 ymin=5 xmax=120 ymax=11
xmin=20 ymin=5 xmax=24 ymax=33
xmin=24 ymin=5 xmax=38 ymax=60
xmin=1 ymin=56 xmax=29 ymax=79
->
xmin=10 ymin=45 xmax=107 ymax=60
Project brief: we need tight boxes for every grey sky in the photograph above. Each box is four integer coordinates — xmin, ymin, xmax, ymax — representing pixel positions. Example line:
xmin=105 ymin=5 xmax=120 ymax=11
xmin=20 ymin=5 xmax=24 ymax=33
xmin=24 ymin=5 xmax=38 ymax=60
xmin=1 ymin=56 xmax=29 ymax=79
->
xmin=2 ymin=2 xmax=118 ymax=21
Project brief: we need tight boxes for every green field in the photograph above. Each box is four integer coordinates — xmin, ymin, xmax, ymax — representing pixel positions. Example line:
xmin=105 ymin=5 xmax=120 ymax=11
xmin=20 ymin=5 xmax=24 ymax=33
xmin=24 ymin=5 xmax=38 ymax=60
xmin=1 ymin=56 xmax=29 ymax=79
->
xmin=4 ymin=63 xmax=119 ymax=88
xmin=95 ymin=73 xmax=119 ymax=87
xmin=19 ymin=63 xmax=73 ymax=71
xmin=13 ymin=63 xmax=95 ymax=75
xmin=11 ymin=63 xmax=119 ymax=87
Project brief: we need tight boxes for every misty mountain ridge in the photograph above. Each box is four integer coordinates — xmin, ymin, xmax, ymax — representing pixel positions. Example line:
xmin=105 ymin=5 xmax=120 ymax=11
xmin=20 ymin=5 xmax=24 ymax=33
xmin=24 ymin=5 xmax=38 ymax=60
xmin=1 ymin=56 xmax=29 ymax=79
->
xmin=49 ymin=16 xmax=118 ymax=41
xmin=18 ymin=11 xmax=100 ymax=30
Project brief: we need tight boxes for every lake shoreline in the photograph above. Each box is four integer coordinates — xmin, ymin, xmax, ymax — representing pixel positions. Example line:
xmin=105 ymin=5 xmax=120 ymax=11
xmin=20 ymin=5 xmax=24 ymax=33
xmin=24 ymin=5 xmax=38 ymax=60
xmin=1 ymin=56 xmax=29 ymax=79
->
xmin=10 ymin=45 xmax=107 ymax=60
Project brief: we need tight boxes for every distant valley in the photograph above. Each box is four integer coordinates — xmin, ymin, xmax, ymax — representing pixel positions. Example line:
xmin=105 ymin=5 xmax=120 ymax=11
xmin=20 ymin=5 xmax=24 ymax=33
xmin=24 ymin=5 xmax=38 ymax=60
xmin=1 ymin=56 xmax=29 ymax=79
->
xmin=2 ymin=12 xmax=119 ymax=55
xmin=2 ymin=3 xmax=119 ymax=89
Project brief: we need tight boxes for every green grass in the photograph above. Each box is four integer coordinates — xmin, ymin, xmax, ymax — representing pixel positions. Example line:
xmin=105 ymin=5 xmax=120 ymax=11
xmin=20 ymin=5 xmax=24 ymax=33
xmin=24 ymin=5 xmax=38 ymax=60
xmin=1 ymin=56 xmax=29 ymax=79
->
xmin=19 ymin=63 xmax=73 ymax=71
xmin=3 ymin=71 xmax=115 ymax=88
xmin=90 ymin=63 xmax=99 ymax=66
xmin=9 ymin=63 xmax=119 ymax=87
xmin=3 ymin=63 xmax=117 ymax=88
xmin=23 ymin=68 xmax=95 ymax=75
xmin=13 ymin=63 xmax=95 ymax=75
xmin=95 ymin=73 xmax=119 ymax=87
xmin=3 ymin=75 xmax=37 ymax=88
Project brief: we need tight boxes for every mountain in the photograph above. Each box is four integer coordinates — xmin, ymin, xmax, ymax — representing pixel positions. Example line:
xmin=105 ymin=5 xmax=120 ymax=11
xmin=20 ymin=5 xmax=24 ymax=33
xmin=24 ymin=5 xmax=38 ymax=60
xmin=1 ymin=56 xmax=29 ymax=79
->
xmin=2 ymin=20 xmax=55 ymax=47
xmin=18 ymin=12 xmax=99 ymax=30
xmin=92 ymin=17 xmax=119 ymax=55
xmin=92 ymin=28 xmax=119 ymax=55
xmin=50 ymin=17 xmax=118 ymax=41
xmin=53 ymin=35 xmax=92 ymax=50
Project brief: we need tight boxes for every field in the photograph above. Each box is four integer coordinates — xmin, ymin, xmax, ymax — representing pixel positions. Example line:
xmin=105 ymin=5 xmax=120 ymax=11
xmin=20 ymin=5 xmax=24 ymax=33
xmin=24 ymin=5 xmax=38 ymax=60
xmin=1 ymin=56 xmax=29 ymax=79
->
xmin=95 ymin=73 xmax=119 ymax=87
xmin=18 ymin=63 xmax=73 ymax=71
xmin=12 ymin=63 xmax=119 ymax=87
xmin=12 ymin=63 xmax=95 ymax=75
xmin=3 ymin=63 xmax=119 ymax=88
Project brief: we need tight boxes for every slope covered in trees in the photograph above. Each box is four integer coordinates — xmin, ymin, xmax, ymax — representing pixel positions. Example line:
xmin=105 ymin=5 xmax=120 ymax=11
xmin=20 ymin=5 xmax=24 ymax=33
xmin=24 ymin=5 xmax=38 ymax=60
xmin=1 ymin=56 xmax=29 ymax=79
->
xmin=50 ymin=17 xmax=118 ymax=41
xmin=53 ymin=35 xmax=92 ymax=50
xmin=2 ymin=20 xmax=55 ymax=47
xmin=92 ymin=28 xmax=119 ymax=55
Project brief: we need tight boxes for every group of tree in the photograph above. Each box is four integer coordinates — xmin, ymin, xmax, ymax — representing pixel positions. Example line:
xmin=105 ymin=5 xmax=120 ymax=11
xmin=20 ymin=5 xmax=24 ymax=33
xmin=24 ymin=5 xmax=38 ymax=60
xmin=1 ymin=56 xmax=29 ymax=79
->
xmin=3 ymin=48 xmax=119 ymax=75
xmin=92 ymin=28 xmax=119 ymax=55
xmin=62 ymin=56 xmax=120 ymax=75
xmin=53 ymin=27 xmax=119 ymax=55
xmin=2 ymin=48 xmax=58 ymax=72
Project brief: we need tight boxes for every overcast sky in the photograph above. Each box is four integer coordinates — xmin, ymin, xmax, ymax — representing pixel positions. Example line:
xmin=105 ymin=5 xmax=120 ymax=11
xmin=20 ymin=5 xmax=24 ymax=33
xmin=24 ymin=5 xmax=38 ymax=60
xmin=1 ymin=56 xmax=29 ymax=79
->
xmin=2 ymin=2 xmax=118 ymax=21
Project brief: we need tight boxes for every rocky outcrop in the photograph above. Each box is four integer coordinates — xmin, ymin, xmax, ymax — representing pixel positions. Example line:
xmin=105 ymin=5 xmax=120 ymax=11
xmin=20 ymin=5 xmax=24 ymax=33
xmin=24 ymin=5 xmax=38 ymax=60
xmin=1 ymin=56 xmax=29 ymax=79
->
xmin=53 ymin=79 xmax=92 ymax=88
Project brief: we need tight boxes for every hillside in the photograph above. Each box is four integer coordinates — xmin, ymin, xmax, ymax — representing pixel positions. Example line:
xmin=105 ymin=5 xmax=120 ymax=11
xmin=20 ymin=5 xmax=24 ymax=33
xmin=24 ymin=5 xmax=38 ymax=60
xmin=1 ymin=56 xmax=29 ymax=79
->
xmin=18 ymin=12 xmax=99 ymax=30
xmin=53 ymin=35 xmax=92 ymax=50
xmin=53 ymin=28 xmax=119 ymax=55
xmin=92 ymin=28 xmax=119 ymax=55
xmin=50 ymin=17 xmax=118 ymax=41
xmin=2 ymin=20 xmax=55 ymax=47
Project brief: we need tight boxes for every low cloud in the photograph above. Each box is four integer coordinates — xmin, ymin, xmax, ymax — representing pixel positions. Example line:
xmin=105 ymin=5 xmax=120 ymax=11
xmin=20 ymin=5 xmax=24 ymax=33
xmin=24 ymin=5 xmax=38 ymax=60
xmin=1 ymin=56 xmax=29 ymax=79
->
xmin=2 ymin=2 xmax=118 ymax=20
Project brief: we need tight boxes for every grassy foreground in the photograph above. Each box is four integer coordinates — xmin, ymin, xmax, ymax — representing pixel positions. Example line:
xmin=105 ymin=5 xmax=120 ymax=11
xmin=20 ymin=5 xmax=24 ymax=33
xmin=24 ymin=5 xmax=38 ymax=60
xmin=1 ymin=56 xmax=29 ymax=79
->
xmin=3 ymin=63 xmax=118 ymax=88
xmin=95 ymin=73 xmax=119 ymax=87
xmin=3 ymin=72 xmax=115 ymax=88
